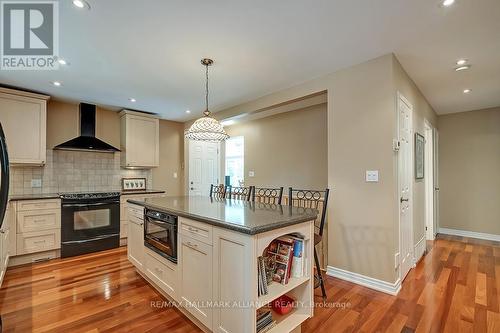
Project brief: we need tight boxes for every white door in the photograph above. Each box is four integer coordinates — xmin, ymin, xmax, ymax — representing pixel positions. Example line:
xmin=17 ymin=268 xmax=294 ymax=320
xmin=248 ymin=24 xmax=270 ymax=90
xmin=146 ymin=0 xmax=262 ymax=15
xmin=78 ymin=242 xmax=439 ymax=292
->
xmin=398 ymin=94 xmax=413 ymax=281
xmin=425 ymin=123 xmax=434 ymax=240
xmin=433 ymin=129 xmax=440 ymax=236
xmin=189 ymin=141 xmax=219 ymax=196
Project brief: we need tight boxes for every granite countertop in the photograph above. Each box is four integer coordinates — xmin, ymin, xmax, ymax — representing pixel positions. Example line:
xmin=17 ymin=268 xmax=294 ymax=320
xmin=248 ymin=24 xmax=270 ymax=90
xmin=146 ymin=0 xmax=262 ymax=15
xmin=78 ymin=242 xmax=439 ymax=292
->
xmin=9 ymin=193 xmax=61 ymax=201
xmin=9 ymin=189 xmax=165 ymax=201
xmin=127 ymin=196 xmax=318 ymax=235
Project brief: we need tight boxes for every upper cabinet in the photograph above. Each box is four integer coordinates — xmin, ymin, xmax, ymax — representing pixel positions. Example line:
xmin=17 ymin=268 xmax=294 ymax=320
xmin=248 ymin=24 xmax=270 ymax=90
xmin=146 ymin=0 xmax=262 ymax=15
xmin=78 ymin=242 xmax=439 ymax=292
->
xmin=0 ymin=88 xmax=49 ymax=165
xmin=120 ymin=110 xmax=159 ymax=168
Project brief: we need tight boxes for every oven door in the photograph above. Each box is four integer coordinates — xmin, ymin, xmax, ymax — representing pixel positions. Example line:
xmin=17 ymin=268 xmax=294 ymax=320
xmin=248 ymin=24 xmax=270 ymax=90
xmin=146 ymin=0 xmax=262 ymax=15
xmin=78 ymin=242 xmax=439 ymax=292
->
xmin=144 ymin=217 xmax=177 ymax=263
xmin=61 ymin=200 xmax=120 ymax=242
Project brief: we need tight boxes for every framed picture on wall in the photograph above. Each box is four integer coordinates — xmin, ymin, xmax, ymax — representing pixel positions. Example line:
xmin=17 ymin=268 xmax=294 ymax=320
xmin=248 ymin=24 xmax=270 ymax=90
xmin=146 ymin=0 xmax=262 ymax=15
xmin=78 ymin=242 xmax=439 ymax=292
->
xmin=415 ymin=133 xmax=425 ymax=179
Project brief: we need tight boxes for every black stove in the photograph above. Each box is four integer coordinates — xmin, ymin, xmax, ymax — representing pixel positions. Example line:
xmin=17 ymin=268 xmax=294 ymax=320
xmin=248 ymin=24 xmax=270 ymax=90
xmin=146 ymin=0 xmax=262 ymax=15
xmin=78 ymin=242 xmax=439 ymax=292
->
xmin=59 ymin=191 xmax=121 ymax=200
xmin=60 ymin=191 xmax=121 ymax=258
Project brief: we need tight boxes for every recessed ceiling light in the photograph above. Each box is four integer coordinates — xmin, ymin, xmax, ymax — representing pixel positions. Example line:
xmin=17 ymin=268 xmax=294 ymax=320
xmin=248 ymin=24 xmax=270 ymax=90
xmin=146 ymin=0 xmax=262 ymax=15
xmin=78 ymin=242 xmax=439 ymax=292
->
xmin=129 ymin=98 xmax=136 ymax=102
xmin=442 ymin=0 xmax=455 ymax=7
xmin=456 ymin=59 xmax=467 ymax=66
xmin=72 ymin=0 xmax=90 ymax=9
xmin=463 ymin=89 xmax=471 ymax=94
xmin=455 ymin=65 xmax=471 ymax=72
xmin=57 ymin=58 xmax=68 ymax=65
xmin=52 ymin=81 xmax=62 ymax=86
xmin=186 ymin=110 xmax=191 ymax=114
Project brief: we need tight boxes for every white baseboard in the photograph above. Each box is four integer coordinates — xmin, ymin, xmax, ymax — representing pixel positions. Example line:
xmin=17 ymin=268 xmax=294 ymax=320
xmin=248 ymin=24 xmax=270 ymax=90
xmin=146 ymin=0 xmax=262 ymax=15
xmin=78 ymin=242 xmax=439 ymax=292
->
xmin=326 ymin=266 xmax=401 ymax=295
xmin=413 ymin=236 xmax=426 ymax=265
xmin=438 ymin=227 xmax=500 ymax=242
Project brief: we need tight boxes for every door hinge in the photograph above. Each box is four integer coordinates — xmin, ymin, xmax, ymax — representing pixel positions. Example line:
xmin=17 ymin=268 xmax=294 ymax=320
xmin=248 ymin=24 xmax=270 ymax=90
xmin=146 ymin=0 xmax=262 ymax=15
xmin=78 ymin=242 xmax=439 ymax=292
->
xmin=425 ymin=226 xmax=428 ymax=231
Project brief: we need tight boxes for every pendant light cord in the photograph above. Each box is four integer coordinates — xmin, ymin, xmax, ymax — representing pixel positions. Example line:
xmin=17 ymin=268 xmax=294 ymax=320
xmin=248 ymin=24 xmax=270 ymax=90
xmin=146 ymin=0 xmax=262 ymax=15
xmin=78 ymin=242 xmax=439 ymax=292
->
xmin=204 ymin=63 xmax=210 ymax=116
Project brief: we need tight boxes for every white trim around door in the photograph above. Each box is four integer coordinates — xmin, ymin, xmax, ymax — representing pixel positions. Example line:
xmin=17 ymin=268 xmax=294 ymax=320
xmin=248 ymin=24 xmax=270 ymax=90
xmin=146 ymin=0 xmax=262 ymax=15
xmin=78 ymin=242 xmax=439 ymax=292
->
xmin=397 ymin=92 xmax=414 ymax=283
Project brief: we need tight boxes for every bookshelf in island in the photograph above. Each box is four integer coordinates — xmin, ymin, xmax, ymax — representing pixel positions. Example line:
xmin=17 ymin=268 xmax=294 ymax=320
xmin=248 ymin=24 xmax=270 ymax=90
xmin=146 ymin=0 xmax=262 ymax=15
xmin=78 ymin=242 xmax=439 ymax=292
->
xmin=126 ymin=196 xmax=318 ymax=333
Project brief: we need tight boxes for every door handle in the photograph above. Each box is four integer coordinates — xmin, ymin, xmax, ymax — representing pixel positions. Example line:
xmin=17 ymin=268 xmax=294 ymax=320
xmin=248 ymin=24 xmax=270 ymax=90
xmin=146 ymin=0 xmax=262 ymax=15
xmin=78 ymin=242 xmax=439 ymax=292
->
xmin=400 ymin=198 xmax=409 ymax=203
xmin=190 ymin=187 xmax=194 ymax=190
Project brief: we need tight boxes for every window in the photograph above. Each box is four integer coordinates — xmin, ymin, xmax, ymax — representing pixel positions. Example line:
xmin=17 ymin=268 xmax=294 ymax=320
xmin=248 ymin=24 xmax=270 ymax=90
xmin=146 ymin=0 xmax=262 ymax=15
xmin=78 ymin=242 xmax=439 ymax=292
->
xmin=225 ymin=136 xmax=244 ymax=187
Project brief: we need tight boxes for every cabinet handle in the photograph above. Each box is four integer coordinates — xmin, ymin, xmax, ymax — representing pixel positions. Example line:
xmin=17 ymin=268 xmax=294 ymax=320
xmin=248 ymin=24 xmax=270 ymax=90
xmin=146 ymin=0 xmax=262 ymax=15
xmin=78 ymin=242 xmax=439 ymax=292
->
xmin=155 ymin=267 xmax=163 ymax=274
xmin=187 ymin=226 xmax=199 ymax=233
xmin=34 ymin=240 xmax=46 ymax=244
xmin=34 ymin=219 xmax=45 ymax=223
xmin=0 ymin=230 xmax=5 ymax=234
xmin=186 ymin=241 xmax=198 ymax=249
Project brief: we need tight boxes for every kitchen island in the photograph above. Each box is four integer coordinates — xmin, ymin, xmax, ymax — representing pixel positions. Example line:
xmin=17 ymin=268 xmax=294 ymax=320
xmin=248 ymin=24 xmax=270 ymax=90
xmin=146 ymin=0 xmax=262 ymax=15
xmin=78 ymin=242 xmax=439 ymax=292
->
xmin=127 ymin=196 xmax=318 ymax=333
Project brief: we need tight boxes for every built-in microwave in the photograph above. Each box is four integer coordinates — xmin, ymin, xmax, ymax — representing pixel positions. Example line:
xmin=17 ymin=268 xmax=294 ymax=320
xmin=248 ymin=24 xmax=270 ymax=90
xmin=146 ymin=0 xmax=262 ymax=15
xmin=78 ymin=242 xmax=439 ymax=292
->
xmin=144 ymin=209 xmax=178 ymax=263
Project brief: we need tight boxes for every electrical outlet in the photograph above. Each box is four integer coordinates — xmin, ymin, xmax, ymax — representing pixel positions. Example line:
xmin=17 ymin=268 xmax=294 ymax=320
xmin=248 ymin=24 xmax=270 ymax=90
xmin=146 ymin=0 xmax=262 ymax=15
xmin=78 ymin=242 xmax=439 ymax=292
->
xmin=366 ymin=170 xmax=379 ymax=182
xmin=31 ymin=179 xmax=42 ymax=188
xmin=248 ymin=171 xmax=255 ymax=177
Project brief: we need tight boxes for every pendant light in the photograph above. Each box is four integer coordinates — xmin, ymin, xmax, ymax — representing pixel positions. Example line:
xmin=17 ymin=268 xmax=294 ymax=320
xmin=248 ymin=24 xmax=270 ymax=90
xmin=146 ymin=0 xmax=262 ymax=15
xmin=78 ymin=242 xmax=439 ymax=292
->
xmin=185 ymin=59 xmax=229 ymax=142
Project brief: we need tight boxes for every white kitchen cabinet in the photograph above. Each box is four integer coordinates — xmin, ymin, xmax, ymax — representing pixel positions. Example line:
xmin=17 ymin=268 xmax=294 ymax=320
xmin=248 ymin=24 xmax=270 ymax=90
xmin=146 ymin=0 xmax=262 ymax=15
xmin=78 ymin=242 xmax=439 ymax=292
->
xmin=179 ymin=234 xmax=213 ymax=330
xmin=144 ymin=247 xmax=178 ymax=300
xmin=0 ymin=87 xmax=49 ymax=165
xmin=0 ymin=203 xmax=11 ymax=286
xmin=120 ymin=110 xmax=159 ymax=168
xmin=15 ymin=199 xmax=61 ymax=255
xmin=127 ymin=206 xmax=145 ymax=270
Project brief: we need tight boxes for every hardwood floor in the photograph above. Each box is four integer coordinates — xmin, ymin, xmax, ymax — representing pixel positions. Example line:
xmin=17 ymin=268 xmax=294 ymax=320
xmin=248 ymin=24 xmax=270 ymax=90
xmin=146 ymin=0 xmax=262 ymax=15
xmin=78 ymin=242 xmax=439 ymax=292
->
xmin=1 ymin=234 xmax=499 ymax=332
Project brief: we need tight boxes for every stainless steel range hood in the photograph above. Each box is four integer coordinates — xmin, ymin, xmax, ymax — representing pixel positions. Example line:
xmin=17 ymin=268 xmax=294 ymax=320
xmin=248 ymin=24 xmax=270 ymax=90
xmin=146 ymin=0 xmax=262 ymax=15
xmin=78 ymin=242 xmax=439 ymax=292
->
xmin=53 ymin=103 xmax=120 ymax=153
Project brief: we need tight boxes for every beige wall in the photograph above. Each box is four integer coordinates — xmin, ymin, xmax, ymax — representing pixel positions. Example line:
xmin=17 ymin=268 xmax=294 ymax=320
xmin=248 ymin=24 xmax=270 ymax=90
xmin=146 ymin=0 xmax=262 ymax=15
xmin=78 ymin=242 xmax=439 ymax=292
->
xmin=46 ymin=100 xmax=184 ymax=193
xmin=224 ymin=104 xmax=327 ymax=189
xmin=392 ymin=57 xmax=438 ymax=256
xmin=438 ymin=107 xmax=500 ymax=235
xmin=152 ymin=120 xmax=185 ymax=196
xmin=46 ymin=100 xmax=121 ymax=149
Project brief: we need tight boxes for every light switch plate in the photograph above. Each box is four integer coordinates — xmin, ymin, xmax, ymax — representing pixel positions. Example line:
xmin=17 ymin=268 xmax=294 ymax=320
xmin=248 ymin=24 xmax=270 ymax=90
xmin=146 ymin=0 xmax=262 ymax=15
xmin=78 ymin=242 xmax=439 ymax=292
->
xmin=366 ymin=170 xmax=379 ymax=182
xmin=248 ymin=171 xmax=255 ymax=177
xmin=31 ymin=179 xmax=42 ymax=188
xmin=173 ymin=172 xmax=178 ymax=179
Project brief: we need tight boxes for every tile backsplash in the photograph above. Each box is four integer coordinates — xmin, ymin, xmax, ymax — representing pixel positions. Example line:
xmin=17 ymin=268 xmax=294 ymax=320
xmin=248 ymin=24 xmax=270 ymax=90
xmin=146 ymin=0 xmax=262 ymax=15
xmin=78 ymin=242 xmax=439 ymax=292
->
xmin=9 ymin=150 xmax=152 ymax=195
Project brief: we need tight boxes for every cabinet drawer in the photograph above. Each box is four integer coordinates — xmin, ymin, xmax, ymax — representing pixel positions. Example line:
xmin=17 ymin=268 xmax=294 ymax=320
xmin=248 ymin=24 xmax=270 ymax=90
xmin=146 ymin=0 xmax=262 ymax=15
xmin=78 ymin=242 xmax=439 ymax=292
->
xmin=17 ymin=209 xmax=61 ymax=233
xmin=179 ymin=218 xmax=212 ymax=245
xmin=17 ymin=199 xmax=60 ymax=212
xmin=127 ymin=205 xmax=144 ymax=220
xmin=145 ymin=248 xmax=177 ymax=299
xmin=16 ymin=229 xmax=60 ymax=255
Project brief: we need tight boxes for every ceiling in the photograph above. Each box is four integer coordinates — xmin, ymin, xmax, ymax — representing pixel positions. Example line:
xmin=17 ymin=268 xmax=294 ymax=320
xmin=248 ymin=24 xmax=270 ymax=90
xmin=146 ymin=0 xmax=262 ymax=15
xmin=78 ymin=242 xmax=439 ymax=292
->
xmin=0 ymin=0 xmax=499 ymax=120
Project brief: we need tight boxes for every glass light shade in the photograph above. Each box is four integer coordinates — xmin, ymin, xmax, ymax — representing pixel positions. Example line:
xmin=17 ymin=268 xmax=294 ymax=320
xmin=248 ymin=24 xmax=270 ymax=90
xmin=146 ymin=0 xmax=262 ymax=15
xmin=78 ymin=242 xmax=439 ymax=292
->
xmin=185 ymin=114 xmax=229 ymax=142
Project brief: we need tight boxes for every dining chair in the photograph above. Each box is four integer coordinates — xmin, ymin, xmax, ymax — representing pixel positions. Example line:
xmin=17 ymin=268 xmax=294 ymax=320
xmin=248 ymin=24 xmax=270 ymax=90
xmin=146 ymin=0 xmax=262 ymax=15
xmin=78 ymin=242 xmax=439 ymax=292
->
xmin=251 ymin=186 xmax=284 ymax=205
xmin=288 ymin=187 xmax=330 ymax=299
xmin=209 ymin=184 xmax=227 ymax=200
xmin=226 ymin=185 xmax=252 ymax=201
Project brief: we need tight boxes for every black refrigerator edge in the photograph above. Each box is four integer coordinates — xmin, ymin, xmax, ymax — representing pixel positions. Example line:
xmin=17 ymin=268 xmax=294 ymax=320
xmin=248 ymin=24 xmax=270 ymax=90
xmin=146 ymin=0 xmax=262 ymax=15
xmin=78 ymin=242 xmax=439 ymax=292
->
xmin=0 ymin=122 xmax=10 ymax=229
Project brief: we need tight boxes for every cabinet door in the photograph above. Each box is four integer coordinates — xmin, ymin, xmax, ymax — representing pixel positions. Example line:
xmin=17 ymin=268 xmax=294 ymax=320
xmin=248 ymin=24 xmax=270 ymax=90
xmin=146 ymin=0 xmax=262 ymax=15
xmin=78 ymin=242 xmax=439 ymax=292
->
xmin=0 ymin=93 xmax=46 ymax=164
xmin=180 ymin=235 xmax=213 ymax=330
xmin=212 ymin=228 xmax=254 ymax=333
xmin=127 ymin=217 xmax=144 ymax=270
xmin=127 ymin=115 xmax=159 ymax=167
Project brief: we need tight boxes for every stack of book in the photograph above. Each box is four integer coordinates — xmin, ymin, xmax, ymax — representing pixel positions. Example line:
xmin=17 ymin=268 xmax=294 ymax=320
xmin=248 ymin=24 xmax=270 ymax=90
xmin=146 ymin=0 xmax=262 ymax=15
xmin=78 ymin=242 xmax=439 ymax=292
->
xmin=256 ymin=308 xmax=276 ymax=333
xmin=257 ymin=256 xmax=269 ymax=297
xmin=265 ymin=234 xmax=305 ymax=285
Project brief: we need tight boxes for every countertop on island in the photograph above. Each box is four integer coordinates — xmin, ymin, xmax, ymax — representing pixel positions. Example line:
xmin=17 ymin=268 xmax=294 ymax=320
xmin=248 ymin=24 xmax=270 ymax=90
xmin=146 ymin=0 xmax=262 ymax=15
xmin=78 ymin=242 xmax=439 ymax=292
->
xmin=127 ymin=196 xmax=318 ymax=235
